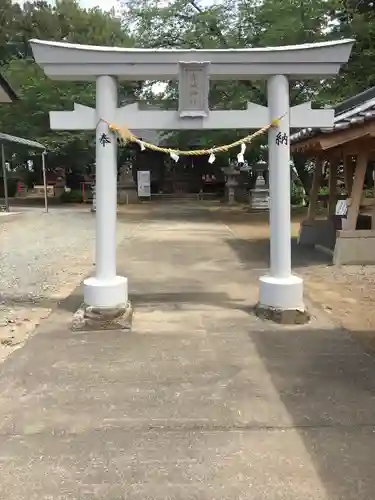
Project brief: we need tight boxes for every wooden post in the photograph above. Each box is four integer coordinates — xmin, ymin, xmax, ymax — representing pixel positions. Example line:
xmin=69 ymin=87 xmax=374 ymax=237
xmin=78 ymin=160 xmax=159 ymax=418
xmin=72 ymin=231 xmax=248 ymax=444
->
xmin=307 ymin=157 xmax=323 ymax=221
xmin=343 ymin=155 xmax=354 ymax=196
xmin=328 ymin=157 xmax=339 ymax=217
xmin=345 ymin=151 xmax=368 ymax=231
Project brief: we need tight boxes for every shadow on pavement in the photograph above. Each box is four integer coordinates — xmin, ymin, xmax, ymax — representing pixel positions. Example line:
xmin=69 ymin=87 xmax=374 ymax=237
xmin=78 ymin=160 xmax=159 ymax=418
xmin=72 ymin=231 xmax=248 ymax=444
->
xmin=226 ymin=236 xmax=330 ymax=269
xmin=130 ymin=290 xmax=255 ymax=315
xmin=249 ymin=327 xmax=375 ymax=500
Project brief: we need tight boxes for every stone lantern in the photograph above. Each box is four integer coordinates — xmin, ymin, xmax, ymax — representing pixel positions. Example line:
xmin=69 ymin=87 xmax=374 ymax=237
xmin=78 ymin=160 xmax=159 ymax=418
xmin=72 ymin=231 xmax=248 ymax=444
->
xmin=222 ymin=160 xmax=241 ymax=204
xmin=250 ymin=159 xmax=269 ymax=210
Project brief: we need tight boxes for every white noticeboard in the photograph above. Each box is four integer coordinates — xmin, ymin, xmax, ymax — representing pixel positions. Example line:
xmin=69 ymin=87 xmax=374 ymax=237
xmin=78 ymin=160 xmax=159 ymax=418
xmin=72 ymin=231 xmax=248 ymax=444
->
xmin=91 ymin=184 xmax=96 ymax=212
xmin=335 ymin=199 xmax=348 ymax=216
xmin=137 ymin=170 xmax=151 ymax=198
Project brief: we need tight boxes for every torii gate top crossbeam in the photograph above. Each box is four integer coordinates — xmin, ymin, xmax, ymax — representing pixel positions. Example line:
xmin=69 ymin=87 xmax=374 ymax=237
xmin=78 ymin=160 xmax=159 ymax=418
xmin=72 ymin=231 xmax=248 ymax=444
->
xmin=30 ymin=38 xmax=354 ymax=81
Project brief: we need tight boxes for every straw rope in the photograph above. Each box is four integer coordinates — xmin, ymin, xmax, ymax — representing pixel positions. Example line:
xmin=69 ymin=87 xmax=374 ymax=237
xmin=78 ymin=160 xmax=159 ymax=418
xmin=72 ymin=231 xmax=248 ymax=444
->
xmin=100 ymin=116 xmax=282 ymax=157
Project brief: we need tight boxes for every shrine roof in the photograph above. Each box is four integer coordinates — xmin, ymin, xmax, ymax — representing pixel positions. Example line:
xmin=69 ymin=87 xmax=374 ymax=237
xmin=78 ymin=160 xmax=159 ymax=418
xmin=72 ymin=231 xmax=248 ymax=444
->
xmin=290 ymin=86 xmax=375 ymax=145
xmin=0 ymin=132 xmax=45 ymax=150
xmin=0 ymin=73 xmax=18 ymax=103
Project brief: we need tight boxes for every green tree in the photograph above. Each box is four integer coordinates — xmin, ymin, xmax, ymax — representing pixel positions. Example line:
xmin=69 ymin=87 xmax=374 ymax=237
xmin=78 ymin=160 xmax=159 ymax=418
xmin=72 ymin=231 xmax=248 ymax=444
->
xmin=0 ymin=0 xmax=136 ymax=169
xmin=120 ymin=0 xmax=334 ymax=191
xmin=0 ymin=0 xmax=24 ymax=64
xmin=323 ymin=0 xmax=375 ymax=99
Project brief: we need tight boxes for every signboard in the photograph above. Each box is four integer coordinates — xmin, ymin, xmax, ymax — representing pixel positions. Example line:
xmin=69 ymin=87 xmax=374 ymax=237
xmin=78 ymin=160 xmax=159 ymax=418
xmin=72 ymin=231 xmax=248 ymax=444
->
xmin=178 ymin=62 xmax=209 ymax=118
xmin=137 ymin=170 xmax=151 ymax=198
xmin=335 ymin=199 xmax=348 ymax=216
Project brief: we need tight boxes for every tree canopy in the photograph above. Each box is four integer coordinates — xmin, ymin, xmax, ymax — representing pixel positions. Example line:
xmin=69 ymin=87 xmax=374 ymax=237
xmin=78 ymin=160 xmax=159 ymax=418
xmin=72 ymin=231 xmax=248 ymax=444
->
xmin=120 ymin=0 xmax=375 ymax=188
xmin=0 ymin=0 xmax=135 ymax=168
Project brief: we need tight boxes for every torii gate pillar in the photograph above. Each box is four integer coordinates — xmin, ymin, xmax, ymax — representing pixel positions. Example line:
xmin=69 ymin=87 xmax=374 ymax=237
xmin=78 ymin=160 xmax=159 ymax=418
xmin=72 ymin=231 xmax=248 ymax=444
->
xmin=258 ymin=75 xmax=302 ymax=313
xmin=83 ymin=75 xmax=128 ymax=309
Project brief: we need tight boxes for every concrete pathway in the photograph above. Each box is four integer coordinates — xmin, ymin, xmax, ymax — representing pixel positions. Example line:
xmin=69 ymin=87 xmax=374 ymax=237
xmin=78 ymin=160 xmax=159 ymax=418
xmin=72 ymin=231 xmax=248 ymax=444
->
xmin=1 ymin=204 xmax=375 ymax=499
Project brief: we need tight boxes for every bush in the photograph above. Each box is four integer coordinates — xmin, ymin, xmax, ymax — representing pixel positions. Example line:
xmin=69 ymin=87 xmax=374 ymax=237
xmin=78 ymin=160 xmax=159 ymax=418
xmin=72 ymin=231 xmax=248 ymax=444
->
xmin=60 ymin=189 xmax=83 ymax=203
xmin=290 ymin=183 xmax=305 ymax=206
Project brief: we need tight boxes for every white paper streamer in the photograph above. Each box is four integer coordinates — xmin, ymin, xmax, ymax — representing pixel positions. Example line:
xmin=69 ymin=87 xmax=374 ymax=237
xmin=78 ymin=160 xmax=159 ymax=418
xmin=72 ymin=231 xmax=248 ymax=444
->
xmin=170 ymin=151 xmax=179 ymax=162
xmin=237 ymin=142 xmax=246 ymax=163
xmin=139 ymin=141 xmax=145 ymax=151
xmin=208 ymin=152 xmax=216 ymax=164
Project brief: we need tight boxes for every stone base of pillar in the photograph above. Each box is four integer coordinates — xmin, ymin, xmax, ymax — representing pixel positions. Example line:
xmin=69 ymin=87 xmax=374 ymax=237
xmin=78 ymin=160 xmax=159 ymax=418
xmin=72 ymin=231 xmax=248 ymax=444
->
xmin=256 ymin=275 xmax=310 ymax=324
xmin=72 ymin=301 xmax=133 ymax=331
xmin=83 ymin=275 xmax=128 ymax=308
xmin=72 ymin=276 xmax=131 ymax=331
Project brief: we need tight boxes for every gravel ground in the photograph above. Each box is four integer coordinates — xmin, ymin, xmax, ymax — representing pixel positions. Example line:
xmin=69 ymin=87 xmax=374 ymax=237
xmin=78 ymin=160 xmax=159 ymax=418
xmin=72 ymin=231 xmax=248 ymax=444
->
xmin=0 ymin=207 xmax=129 ymax=360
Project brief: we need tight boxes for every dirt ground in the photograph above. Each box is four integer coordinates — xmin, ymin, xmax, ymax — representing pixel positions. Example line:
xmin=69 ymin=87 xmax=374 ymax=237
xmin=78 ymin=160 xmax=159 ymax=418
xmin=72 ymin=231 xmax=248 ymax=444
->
xmin=212 ymin=205 xmax=375 ymax=351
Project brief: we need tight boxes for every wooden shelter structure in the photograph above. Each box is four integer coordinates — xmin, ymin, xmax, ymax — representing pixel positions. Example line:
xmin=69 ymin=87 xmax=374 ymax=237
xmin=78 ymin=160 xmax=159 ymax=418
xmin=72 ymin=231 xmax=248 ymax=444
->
xmin=292 ymin=86 xmax=375 ymax=264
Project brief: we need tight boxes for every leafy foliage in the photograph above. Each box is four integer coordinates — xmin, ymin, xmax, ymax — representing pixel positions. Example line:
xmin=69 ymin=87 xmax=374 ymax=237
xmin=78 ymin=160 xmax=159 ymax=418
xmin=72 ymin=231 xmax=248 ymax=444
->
xmin=119 ymin=0 xmax=333 ymax=181
xmin=0 ymin=0 xmax=136 ymax=167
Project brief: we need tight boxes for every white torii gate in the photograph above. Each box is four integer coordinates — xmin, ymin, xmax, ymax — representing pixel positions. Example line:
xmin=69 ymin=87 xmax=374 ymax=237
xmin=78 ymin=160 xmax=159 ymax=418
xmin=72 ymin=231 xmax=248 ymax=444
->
xmin=30 ymin=39 xmax=353 ymax=319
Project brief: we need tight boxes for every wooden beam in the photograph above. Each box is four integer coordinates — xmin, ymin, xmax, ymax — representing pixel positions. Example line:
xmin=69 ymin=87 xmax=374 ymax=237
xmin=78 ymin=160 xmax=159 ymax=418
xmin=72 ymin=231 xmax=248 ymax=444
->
xmin=320 ymin=121 xmax=375 ymax=150
xmin=341 ymin=138 xmax=375 ymax=156
xmin=344 ymin=151 xmax=368 ymax=231
xmin=321 ymin=130 xmax=372 ymax=150
xmin=290 ymin=138 xmax=323 ymax=154
xmin=328 ymin=157 xmax=339 ymax=217
xmin=307 ymin=157 xmax=323 ymax=221
xmin=292 ymin=120 xmax=375 ymax=155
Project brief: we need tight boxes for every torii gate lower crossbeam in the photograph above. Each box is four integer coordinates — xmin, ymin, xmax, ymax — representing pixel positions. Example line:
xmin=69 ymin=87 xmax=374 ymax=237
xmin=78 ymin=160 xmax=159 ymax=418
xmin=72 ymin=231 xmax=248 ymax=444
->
xmin=29 ymin=38 xmax=354 ymax=324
